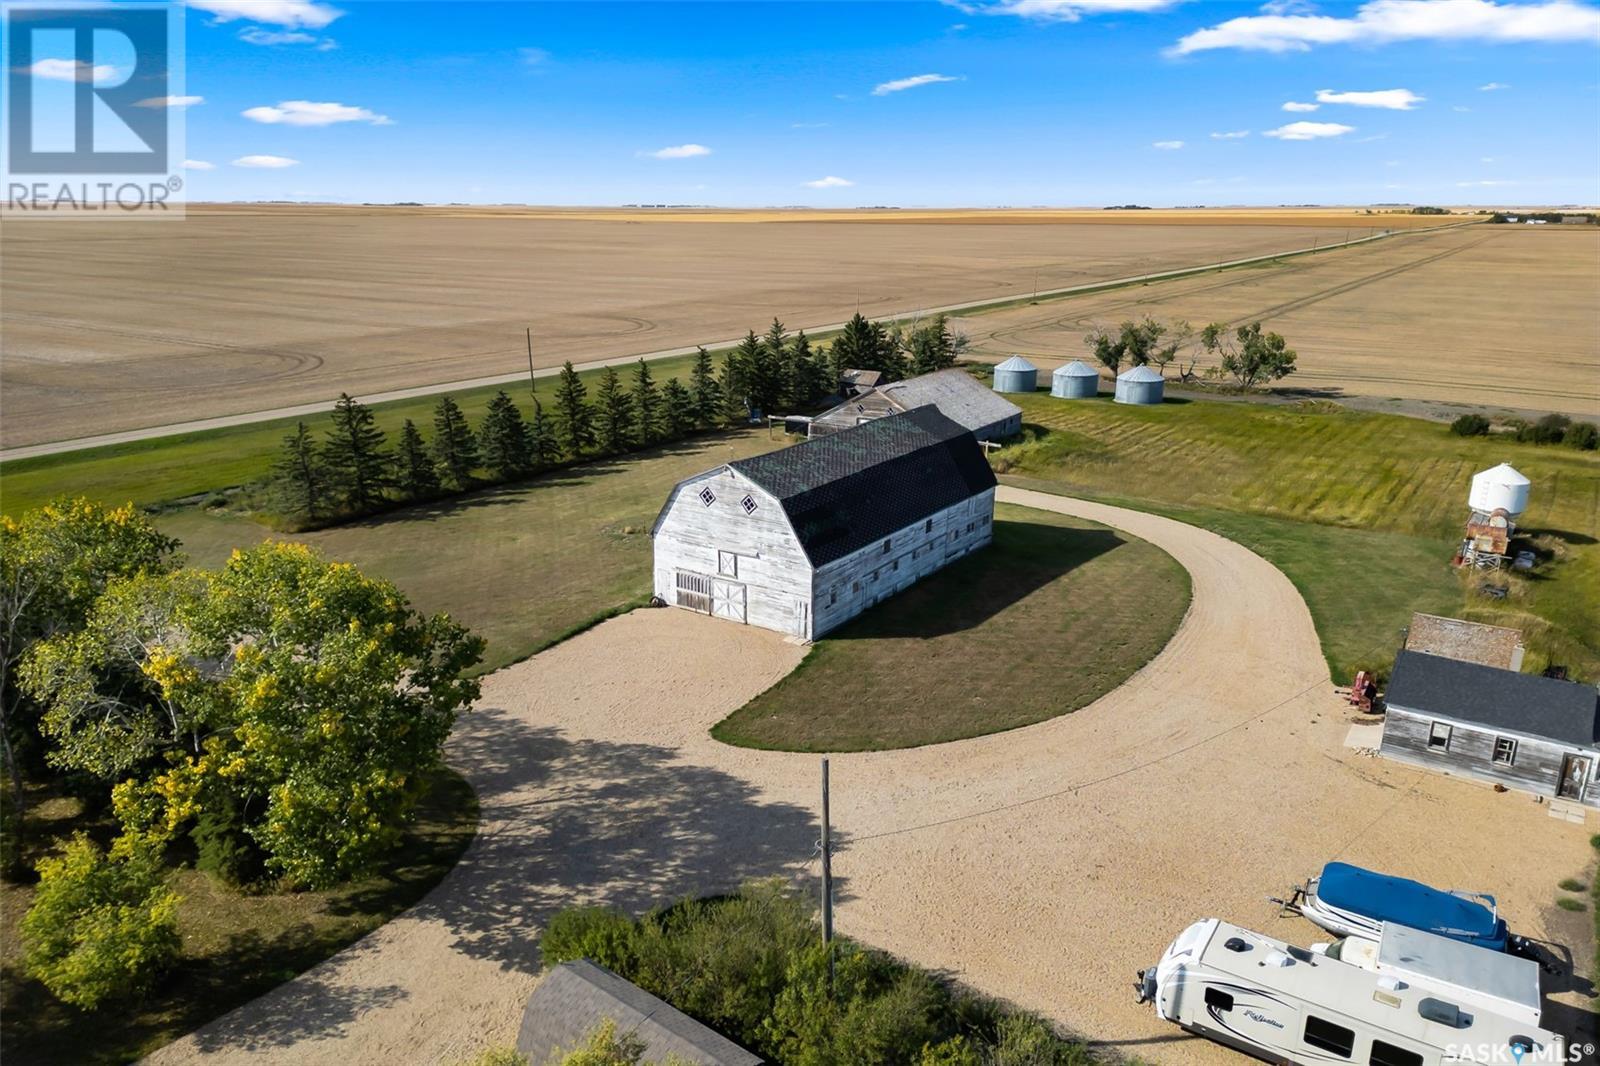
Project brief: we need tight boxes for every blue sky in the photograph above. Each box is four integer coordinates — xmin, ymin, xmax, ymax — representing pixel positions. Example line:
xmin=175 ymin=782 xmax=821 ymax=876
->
xmin=162 ymin=0 xmax=1600 ymax=206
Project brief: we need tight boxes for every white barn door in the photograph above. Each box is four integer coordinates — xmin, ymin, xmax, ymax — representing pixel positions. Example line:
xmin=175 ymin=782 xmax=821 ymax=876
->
xmin=713 ymin=579 xmax=747 ymax=623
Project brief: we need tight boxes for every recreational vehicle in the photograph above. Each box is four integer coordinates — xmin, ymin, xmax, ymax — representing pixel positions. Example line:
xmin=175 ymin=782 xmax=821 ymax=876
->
xmin=1275 ymin=862 xmax=1510 ymax=952
xmin=1136 ymin=918 xmax=1562 ymax=1066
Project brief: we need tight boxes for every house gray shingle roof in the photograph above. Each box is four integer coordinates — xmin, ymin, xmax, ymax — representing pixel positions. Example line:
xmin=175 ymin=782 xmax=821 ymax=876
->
xmin=516 ymin=960 xmax=763 ymax=1066
xmin=732 ymin=407 xmax=997 ymax=567
xmin=1386 ymin=650 xmax=1599 ymax=746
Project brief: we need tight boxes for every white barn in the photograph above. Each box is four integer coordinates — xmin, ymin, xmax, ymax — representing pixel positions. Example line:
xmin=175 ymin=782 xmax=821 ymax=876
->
xmin=652 ymin=407 xmax=998 ymax=640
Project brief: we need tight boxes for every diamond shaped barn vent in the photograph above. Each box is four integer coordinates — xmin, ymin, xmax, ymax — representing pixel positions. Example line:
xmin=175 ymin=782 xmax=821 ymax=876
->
xmin=699 ymin=487 xmax=715 ymax=507
xmin=741 ymin=495 xmax=758 ymax=515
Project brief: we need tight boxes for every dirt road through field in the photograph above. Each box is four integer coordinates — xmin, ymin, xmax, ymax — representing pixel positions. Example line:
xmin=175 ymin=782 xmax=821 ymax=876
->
xmin=144 ymin=489 xmax=1593 ymax=1065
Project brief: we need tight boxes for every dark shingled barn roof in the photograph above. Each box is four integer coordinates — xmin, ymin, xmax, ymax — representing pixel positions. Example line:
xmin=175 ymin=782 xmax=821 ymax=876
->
xmin=731 ymin=406 xmax=996 ymax=567
xmin=1386 ymin=650 xmax=1600 ymax=747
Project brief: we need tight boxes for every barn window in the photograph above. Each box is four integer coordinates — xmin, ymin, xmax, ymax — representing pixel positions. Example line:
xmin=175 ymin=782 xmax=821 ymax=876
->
xmin=925 ymin=519 xmax=933 ymax=533
xmin=1492 ymin=737 xmax=1517 ymax=765
xmin=882 ymin=539 xmax=891 ymax=555
xmin=852 ymin=581 xmax=860 ymax=593
xmin=966 ymin=522 xmax=974 ymax=533
xmin=741 ymin=494 xmax=758 ymax=516
xmin=699 ymin=486 xmax=716 ymax=507
xmin=891 ymin=560 xmax=899 ymax=572
xmin=1428 ymin=722 xmax=1452 ymax=750
xmin=674 ymin=571 xmax=714 ymax=613
xmin=829 ymin=588 xmax=838 ymax=606
xmin=718 ymin=551 xmax=738 ymax=577
xmin=1303 ymin=1016 xmax=1354 ymax=1059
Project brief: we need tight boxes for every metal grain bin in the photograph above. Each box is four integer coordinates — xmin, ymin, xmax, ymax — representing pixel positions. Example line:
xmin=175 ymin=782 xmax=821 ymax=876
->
xmin=992 ymin=355 xmax=1039 ymax=394
xmin=1114 ymin=365 xmax=1165 ymax=405
xmin=1051 ymin=360 xmax=1101 ymax=399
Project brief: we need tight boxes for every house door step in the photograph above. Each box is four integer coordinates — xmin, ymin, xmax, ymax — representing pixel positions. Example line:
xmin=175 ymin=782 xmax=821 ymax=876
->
xmin=1548 ymin=799 xmax=1588 ymax=824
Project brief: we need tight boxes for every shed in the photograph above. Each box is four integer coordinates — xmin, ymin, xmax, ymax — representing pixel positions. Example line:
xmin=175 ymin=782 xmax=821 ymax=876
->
xmin=840 ymin=368 xmax=883 ymax=397
xmin=1050 ymin=360 xmax=1101 ymax=399
xmin=1379 ymin=649 xmax=1600 ymax=807
xmin=991 ymin=355 xmax=1038 ymax=394
xmin=808 ymin=369 xmax=1020 ymax=442
xmin=516 ymin=960 xmax=763 ymax=1065
xmin=1114 ymin=365 xmax=1165 ymax=405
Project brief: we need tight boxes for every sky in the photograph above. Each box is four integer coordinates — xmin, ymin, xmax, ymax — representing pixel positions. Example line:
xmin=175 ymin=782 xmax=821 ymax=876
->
xmin=125 ymin=0 xmax=1600 ymax=205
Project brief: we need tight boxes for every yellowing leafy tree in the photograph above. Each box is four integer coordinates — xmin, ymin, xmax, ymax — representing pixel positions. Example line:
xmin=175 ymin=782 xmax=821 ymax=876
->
xmin=22 ymin=542 xmax=484 ymax=888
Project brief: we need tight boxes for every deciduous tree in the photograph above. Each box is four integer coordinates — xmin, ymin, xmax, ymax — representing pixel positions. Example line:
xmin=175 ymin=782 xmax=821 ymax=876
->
xmin=1201 ymin=321 xmax=1298 ymax=389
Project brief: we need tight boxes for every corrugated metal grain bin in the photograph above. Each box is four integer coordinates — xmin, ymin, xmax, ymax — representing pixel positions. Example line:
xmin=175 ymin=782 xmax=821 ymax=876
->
xmin=1051 ymin=360 xmax=1101 ymax=399
xmin=1114 ymin=365 xmax=1165 ymax=405
xmin=991 ymin=355 xmax=1038 ymax=394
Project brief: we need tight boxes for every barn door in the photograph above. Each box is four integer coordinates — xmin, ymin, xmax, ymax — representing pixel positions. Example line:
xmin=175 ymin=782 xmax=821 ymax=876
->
xmin=674 ymin=571 xmax=714 ymax=614
xmin=713 ymin=579 xmax=747 ymax=623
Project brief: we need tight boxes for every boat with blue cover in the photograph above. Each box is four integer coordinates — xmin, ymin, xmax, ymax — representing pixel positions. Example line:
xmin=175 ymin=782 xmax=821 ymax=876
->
xmin=1273 ymin=862 xmax=1510 ymax=952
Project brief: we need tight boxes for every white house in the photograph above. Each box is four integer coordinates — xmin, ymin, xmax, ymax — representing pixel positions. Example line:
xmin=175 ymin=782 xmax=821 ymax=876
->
xmin=652 ymin=407 xmax=998 ymax=640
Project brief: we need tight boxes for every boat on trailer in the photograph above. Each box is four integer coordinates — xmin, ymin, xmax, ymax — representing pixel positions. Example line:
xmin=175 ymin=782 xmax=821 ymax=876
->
xmin=1273 ymin=862 xmax=1510 ymax=953
xmin=1137 ymin=918 xmax=1561 ymax=1065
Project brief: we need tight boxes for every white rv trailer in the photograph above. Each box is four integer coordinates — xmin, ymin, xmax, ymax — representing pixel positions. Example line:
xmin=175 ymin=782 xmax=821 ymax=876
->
xmin=1317 ymin=923 xmax=1543 ymax=1028
xmin=1137 ymin=919 xmax=1562 ymax=1066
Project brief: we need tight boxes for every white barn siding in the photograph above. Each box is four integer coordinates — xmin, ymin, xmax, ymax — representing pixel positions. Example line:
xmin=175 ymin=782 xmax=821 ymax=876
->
xmin=810 ymin=488 xmax=995 ymax=638
xmin=652 ymin=467 xmax=813 ymax=636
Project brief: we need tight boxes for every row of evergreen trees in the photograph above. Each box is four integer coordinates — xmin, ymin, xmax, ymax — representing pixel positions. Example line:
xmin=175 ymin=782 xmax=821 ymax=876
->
xmin=268 ymin=312 xmax=963 ymax=528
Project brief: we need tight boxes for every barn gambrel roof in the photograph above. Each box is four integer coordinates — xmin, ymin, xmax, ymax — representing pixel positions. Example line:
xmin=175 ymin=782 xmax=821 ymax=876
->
xmin=730 ymin=407 xmax=996 ymax=567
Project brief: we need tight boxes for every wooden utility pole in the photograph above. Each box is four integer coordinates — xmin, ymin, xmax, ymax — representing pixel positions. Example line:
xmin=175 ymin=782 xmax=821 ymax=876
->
xmin=820 ymin=758 xmax=834 ymax=956
xmin=526 ymin=327 xmax=537 ymax=396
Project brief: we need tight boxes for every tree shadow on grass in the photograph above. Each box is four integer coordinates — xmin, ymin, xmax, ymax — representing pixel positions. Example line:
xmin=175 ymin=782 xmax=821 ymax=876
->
xmin=827 ymin=519 xmax=1124 ymax=641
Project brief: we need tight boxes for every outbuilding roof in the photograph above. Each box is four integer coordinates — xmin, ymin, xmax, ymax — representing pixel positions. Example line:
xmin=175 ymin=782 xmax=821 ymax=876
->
xmin=731 ymin=407 xmax=996 ymax=567
xmin=1053 ymin=360 xmax=1100 ymax=378
xmin=1117 ymin=365 xmax=1165 ymax=383
xmin=1386 ymin=649 xmax=1599 ymax=746
xmin=994 ymin=355 xmax=1037 ymax=372
xmin=876 ymin=369 xmax=1021 ymax=438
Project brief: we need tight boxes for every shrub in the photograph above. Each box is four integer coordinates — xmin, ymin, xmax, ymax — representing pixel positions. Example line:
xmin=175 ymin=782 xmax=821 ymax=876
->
xmin=191 ymin=795 xmax=268 ymax=887
xmin=1515 ymin=413 xmax=1570 ymax=445
xmin=1449 ymin=414 xmax=1491 ymax=437
xmin=920 ymin=1036 xmax=984 ymax=1066
xmin=1567 ymin=422 xmax=1599 ymax=451
xmin=1557 ymin=897 xmax=1587 ymax=913
xmin=990 ymin=1013 xmax=1093 ymax=1066
xmin=21 ymin=835 xmax=181 ymax=1009
xmin=540 ymin=906 xmax=639 ymax=974
xmin=1559 ymin=878 xmax=1587 ymax=892
xmin=454 ymin=1048 xmax=528 ymax=1066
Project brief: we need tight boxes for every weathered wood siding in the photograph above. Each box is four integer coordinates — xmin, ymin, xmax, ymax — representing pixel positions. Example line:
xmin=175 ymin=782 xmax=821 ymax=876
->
xmin=653 ymin=467 xmax=813 ymax=636
xmin=810 ymin=487 xmax=996 ymax=639
xmin=807 ymin=393 xmax=901 ymax=439
xmin=1380 ymin=704 xmax=1599 ymax=807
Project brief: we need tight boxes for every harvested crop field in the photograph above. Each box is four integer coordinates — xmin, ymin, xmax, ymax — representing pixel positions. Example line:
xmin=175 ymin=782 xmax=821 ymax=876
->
xmin=958 ymin=224 xmax=1600 ymax=416
xmin=2 ymin=205 xmax=1411 ymax=447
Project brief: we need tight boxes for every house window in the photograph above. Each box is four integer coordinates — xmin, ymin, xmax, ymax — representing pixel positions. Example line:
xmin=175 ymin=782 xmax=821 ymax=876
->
xmin=698 ymin=486 xmax=716 ymax=507
xmin=925 ymin=519 xmax=933 ymax=533
xmin=882 ymin=539 xmax=892 ymax=555
xmin=1492 ymin=737 xmax=1517 ymax=765
xmin=741 ymin=494 xmax=758 ymax=516
xmin=718 ymin=551 xmax=738 ymax=577
xmin=1428 ymin=722 xmax=1452 ymax=750
xmin=1304 ymin=1016 xmax=1354 ymax=1059
xmin=1370 ymin=1042 xmax=1423 ymax=1066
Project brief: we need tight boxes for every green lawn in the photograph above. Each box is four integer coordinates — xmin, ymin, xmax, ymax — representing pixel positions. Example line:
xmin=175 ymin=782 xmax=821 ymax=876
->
xmin=994 ymin=392 xmax=1600 ymax=682
xmin=0 ymin=352 xmax=710 ymax=519
xmin=158 ymin=430 xmax=786 ymax=674
xmin=712 ymin=505 xmax=1190 ymax=752
xmin=0 ymin=766 xmax=477 ymax=1066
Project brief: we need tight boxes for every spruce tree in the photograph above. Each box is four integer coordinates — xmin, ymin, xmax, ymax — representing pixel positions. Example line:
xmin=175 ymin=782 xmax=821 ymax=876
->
xmin=631 ymin=358 xmax=661 ymax=446
xmin=593 ymin=366 xmax=635 ymax=453
xmin=732 ymin=330 xmax=772 ymax=416
xmin=529 ymin=397 xmax=561 ymax=466
xmin=553 ymin=361 xmax=594 ymax=457
xmin=791 ymin=330 xmax=826 ymax=405
xmin=430 ymin=395 xmax=479 ymax=489
xmin=689 ymin=346 xmax=722 ymax=429
xmin=719 ymin=346 xmax=749 ymax=427
xmin=762 ymin=318 xmax=793 ymax=412
xmin=322 ymin=393 xmax=393 ymax=513
xmin=270 ymin=421 xmax=328 ymax=523
xmin=828 ymin=312 xmax=884 ymax=384
xmin=396 ymin=419 xmax=440 ymax=499
xmin=662 ymin=378 xmax=694 ymax=438
xmin=910 ymin=313 xmax=958 ymax=376
xmin=480 ymin=391 xmax=534 ymax=479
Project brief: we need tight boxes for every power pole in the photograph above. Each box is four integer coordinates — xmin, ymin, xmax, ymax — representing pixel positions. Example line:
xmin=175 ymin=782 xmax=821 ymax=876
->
xmin=820 ymin=757 xmax=834 ymax=980
xmin=526 ymin=327 xmax=536 ymax=397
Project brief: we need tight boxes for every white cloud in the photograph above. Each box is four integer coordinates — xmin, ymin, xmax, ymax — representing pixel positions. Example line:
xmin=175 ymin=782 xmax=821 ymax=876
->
xmin=232 ymin=154 xmax=299 ymax=168
xmin=238 ymin=27 xmax=316 ymax=44
xmin=519 ymin=47 xmax=550 ymax=66
xmin=1315 ymin=87 xmax=1425 ymax=109
xmin=1153 ymin=139 xmax=1185 ymax=149
xmin=1263 ymin=121 xmax=1356 ymax=140
xmin=182 ymin=159 xmax=216 ymax=171
xmin=1283 ymin=100 xmax=1320 ymax=112
xmin=1211 ymin=129 xmax=1251 ymax=138
xmin=959 ymin=0 xmax=1179 ymax=20
xmin=1479 ymin=81 xmax=1511 ymax=90
xmin=1171 ymin=0 xmax=1600 ymax=54
xmin=135 ymin=95 xmax=203 ymax=109
xmin=804 ymin=176 xmax=855 ymax=188
xmin=872 ymin=73 xmax=961 ymax=95
xmin=642 ymin=144 xmax=712 ymax=159
xmin=18 ymin=58 xmax=118 ymax=83
xmin=187 ymin=0 xmax=342 ymax=29
xmin=1481 ymin=155 xmax=1497 ymax=162
xmin=243 ymin=100 xmax=392 ymax=126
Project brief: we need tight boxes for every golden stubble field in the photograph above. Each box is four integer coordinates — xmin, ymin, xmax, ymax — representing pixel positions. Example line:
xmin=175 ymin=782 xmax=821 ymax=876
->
xmin=958 ymin=224 xmax=1600 ymax=417
xmin=1 ymin=205 xmax=1427 ymax=447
